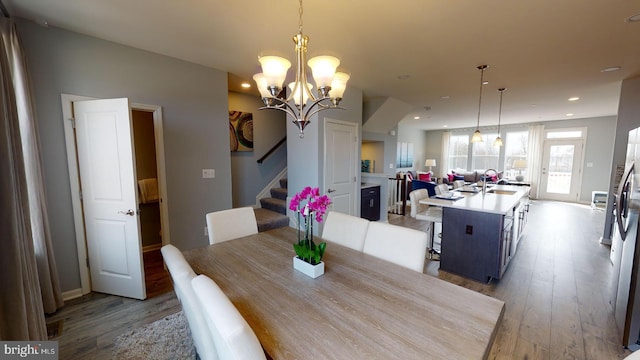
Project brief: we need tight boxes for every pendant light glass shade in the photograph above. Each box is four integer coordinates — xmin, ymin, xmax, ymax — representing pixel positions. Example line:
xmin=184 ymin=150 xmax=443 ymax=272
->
xmin=471 ymin=130 xmax=483 ymax=143
xmin=493 ymin=87 xmax=506 ymax=147
xmin=471 ymin=65 xmax=489 ymax=143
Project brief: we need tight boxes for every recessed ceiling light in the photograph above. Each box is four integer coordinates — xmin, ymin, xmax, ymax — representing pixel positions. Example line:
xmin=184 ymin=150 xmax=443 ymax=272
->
xmin=440 ymin=96 xmax=450 ymax=100
xmin=568 ymin=97 xmax=580 ymax=101
xmin=601 ymin=66 xmax=621 ymax=72
xmin=443 ymin=125 xmax=448 ymax=128
xmin=414 ymin=116 xmax=420 ymax=120
xmin=241 ymin=82 xmax=251 ymax=89
xmin=626 ymin=13 xmax=640 ymax=23
xmin=566 ymin=113 xmax=574 ymax=117
xmin=482 ymin=81 xmax=489 ymax=85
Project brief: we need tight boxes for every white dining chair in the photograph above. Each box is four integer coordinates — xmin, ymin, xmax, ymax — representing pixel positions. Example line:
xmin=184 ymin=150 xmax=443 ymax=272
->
xmin=321 ymin=211 xmax=370 ymax=251
xmin=206 ymin=207 xmax=258 ymax=245
xmin=161 ymin=245 xmax=218 ymax=360
xmin=453 ymin=180 xmax=465 ymax=189
xmin=435 ymin=183 xmax=450 ymax=195
xmin=191 ymin=275 xmax=267 ymax=360
xmin=363 ymin=222 xmax=428 ymax=272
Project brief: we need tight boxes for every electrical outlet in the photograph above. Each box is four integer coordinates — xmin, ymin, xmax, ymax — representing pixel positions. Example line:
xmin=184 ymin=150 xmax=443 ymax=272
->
xmin=389 ymin=163 xmax=393 ymax=169
xmin=202 ymin=169 xmax=215 ymax=178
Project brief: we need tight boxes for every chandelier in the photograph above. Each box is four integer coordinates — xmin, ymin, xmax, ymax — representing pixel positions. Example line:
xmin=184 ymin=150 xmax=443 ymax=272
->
xmin=471 ymin=65 xmax=489 ymax=143
xmin=493 ymin=88 xmax=506 ymax=147
xmin=253 ymin=0 xmax=350 ymax=138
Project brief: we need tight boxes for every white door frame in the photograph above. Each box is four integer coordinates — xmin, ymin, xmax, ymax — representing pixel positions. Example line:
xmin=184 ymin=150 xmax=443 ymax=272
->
xmin=323 ymin=118 xmax=359 ymax=216
xmin=539 ymin=138 xmax=584 ymax=202
xmin=61 ymin=94 xmax=171 ymax=296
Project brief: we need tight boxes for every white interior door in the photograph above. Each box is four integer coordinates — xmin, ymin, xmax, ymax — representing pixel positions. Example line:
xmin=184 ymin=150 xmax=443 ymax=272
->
xmin=324 ymin=119 xmax=358 ymax=215
xmin=539 ymin=139 xmax=583 ymax=201
xmin=74 ymin=98 xmax=146 ymax=300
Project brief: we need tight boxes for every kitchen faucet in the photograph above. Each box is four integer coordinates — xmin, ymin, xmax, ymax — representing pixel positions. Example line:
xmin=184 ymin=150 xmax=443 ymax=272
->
xmin=482 ymin=168 xmax=498 ymax=195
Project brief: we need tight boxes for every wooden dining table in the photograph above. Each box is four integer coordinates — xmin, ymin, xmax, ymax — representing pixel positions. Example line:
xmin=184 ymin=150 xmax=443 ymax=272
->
xmin=183 ymin=226 xmax=505 ymax=360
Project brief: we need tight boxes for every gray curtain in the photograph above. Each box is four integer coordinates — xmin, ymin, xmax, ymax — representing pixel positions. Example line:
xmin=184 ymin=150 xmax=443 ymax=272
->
xmin=0 ymin=17 xmax=63 ymax=340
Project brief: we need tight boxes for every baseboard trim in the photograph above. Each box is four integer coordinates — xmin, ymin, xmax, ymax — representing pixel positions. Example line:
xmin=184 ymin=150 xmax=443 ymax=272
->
xmin=62 ymin=288 xmax=83 ymax=301
xmin=143 ymin=243 xmax=163 ymax=252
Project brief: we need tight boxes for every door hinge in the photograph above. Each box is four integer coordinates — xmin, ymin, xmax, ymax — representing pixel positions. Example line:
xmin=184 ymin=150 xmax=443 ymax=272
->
xmin=79 ymin=189 xmax=82 ymax=200
xmin=68 ymin=117 xmax=76 ymax=128
xmin=86 ymin=256 xmax=90 ymax=268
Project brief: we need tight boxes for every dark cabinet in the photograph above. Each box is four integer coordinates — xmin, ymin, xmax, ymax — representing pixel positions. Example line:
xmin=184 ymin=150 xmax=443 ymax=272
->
xmin=440 ymin=207 xmax=514 ymax=283
xmin=361 ymin=186 xmax=380 ymax=221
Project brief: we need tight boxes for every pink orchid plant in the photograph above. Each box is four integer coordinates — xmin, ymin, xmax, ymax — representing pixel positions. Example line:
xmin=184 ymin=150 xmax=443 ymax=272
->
xmin=289 ymin=186 xmax=332 ymax=265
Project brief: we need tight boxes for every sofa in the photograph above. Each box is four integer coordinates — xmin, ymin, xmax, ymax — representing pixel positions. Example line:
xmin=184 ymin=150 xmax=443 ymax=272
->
xmin=443 ymin=169 xmax=503 ymax=185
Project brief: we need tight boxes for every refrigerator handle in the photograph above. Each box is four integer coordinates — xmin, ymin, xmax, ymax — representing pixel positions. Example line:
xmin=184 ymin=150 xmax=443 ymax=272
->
xmin=617 ymin=161 xmax=634 ymax=241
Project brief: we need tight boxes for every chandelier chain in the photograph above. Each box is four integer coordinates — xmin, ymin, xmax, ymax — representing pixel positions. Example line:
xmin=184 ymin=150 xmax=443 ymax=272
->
xmin=298 ymin=0 xmax=304 ymax=33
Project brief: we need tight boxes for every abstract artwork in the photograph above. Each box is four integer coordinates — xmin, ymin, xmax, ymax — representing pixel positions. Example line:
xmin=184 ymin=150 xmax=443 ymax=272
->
xmin=229 ymin=110 xmax=253 ymax=152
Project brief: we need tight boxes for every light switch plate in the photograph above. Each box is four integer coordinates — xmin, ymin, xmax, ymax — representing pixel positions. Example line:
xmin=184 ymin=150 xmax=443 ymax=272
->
xmin=202 ymin=169 xmax=215 ymax=178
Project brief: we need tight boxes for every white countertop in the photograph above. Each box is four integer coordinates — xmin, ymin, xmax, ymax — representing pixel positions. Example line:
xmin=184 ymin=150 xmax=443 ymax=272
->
xmin=419 ymin=184 xmax=530 ymax=215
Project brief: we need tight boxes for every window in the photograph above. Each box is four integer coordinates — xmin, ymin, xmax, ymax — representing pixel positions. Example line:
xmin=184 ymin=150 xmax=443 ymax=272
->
xmin=503 ymin=131 xmax=528 ymax=178
xmin=546 ymin=130 xmax=583 ymax=139
xmin=448 ymin=134 xmax=468 ymax=170
xmin=471 ymin=132 xmax=499 ymax=170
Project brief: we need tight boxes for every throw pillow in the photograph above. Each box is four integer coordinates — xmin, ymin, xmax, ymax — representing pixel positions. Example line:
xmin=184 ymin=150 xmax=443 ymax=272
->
xmin=453 ymin=175 xmax=465 ymax=181
xmin=418 ymin=172 xmax=431 ymax=182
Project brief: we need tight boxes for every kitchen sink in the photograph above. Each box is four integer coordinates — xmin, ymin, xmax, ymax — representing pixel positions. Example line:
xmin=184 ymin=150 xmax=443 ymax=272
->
xmin=487 ymin=189 xmax=517 ymax=195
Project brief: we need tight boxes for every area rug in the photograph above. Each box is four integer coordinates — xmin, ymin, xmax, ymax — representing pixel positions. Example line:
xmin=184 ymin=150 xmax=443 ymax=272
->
xmin=112 ymin=311 xmax=196 ymax=359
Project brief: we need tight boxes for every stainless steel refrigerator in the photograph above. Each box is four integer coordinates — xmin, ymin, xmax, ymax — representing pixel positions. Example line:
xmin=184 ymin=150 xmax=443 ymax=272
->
xmin=611 ymin=126 xmax=640 ymax=350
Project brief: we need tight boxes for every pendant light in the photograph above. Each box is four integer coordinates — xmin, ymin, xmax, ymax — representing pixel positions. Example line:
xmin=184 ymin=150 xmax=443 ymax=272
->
xmin=253 ymin=0 xmax=349 ymax=138
xmin=493 ymin=88 xmax=506 ymax=147
xmin=471 ymin=65 xmax=489 ymax=143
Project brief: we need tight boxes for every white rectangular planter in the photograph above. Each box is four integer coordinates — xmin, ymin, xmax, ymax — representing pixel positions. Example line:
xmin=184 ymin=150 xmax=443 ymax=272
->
xmin=293 ymin=256 xmax=324 ymax=278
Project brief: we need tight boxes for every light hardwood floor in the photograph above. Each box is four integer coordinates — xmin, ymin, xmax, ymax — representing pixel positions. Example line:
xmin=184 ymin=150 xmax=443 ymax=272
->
xmin=390 ymin=200 xmax=631 ymax=359
xmin=49 ymin=200 xmax=632 ymax=359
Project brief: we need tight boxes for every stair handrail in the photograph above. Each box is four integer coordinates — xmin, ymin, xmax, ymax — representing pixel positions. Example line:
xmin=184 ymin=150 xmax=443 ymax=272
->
xmin=257 ymin=136 xmax=286 ymax=164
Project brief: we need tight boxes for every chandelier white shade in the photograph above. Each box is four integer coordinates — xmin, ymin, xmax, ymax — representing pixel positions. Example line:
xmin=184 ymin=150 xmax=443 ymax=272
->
xmin=253 ymin=0 xmax=349 ymax=138
xmin=471 ymin=65 xmax=489 ymax=143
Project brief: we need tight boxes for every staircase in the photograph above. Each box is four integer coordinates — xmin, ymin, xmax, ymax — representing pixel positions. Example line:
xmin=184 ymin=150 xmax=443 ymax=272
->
xmin=255 ymin=178 xmax=290 ymax=232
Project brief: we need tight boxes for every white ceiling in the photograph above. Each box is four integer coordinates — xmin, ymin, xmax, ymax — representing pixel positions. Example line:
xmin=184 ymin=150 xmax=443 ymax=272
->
xmin=5 ymin=0 xmax=640 ymax=131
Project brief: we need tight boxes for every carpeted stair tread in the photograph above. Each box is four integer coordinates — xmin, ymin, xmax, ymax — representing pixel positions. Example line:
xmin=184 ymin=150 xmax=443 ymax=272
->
xmin=260 ymin=197 xmax=287 ymax=214
xmin=270 ymin=187 xmax=287 ymax=200
xmin=254 ymin=208 xmax=290 ymax=232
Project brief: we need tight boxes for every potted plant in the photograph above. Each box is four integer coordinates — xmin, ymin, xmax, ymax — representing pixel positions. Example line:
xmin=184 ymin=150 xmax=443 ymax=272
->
xmin=289 ymin=186 xmax=331 ymax=278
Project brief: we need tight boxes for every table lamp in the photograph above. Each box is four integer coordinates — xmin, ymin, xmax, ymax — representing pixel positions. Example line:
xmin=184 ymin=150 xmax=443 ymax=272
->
xmin=425 ymin=159 xmax=436 ymax=175
xmin=513 ymin=159 xmax=527 ymax=181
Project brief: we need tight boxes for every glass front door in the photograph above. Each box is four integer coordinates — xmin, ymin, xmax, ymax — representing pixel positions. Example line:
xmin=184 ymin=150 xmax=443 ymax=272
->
xmin=539 ymin=139 xmax=583 ymax=201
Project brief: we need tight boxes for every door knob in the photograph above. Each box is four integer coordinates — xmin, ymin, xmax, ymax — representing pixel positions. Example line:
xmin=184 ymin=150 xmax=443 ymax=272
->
xmin=328 ymin=188 xmax=336 ymax=193
xmin=118 ymin=209 xmax=135 ymax=216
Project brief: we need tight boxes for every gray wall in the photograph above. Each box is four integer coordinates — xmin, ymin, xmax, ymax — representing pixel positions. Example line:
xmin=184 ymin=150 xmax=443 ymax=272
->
xmin=18 ymin=19 xmax=232 ymax=292
xmin=228 ymin=92 xmax=287 ymax=207
xmin=544 ymin=115 xmax=616 ymax=202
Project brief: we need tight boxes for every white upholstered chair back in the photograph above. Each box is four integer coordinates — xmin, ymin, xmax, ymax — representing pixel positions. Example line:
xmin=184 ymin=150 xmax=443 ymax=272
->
xmin=363 ymin=222 xmax=428 ymax=272
xmin=435 ymin=184 xmax=450 ymax=195
xmin=206 ymin=207 xmax=258 ymax=245
xmin=191 ymin=275 xmax=267 ymax=360
xmin=408 ymin=189 xmax=429 ymax=218
xmin=160 ymin=245 xmax=218 ymax=360
xmin=321 ymin=211 xmax=370 ymax=251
